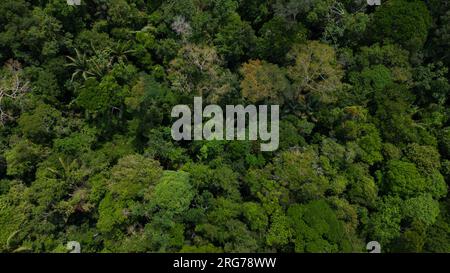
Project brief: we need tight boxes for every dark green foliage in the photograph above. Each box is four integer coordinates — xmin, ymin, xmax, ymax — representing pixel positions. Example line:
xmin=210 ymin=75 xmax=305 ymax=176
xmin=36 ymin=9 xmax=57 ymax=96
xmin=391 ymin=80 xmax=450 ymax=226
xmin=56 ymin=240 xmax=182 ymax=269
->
xmin=0 ymin=0 xmax=449 ymax=253
xmin=369 ymin=0 xmax=432 ymax=54
xmin=288 ymin=200 xmax=351 ymax=253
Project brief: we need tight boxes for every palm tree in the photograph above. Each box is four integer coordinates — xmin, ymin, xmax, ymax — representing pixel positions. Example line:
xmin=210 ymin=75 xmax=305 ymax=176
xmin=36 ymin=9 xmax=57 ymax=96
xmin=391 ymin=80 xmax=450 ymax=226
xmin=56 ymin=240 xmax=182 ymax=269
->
xmin=66 ymin=48 xmax=94 ymax=81
xmin=5 ymin=230 xmax=32 ymax=253
xmin=111 ymin=41 xmax=135 ymax=62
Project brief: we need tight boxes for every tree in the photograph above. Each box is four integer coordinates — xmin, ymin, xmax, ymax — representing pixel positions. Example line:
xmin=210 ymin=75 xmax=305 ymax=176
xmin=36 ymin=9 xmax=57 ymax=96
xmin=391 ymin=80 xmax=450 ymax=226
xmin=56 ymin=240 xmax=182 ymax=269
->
xmin=214 ymin=13 xmax=256 ymax=66
xmin=404 ymin=144 xmax=441 ymax=174
xmin=323 ymin=9 xmax=369 ymax=47
xmin=0 ymin=60 xmax=29 ymax=125
xmin=402 ymin=194 xmax=440 ymax=226
xmin=373 ymin=83 xmax=432 ymax=145
xmin=288 ymin=200 xmax=351 ymax=253
xmin=346 ymin=163 xmax=378 ymax=208
xmin=5 ymin=139 xmax=46 ymax=180
xmin=266 ymin=212 xmax=292 ymax=249
xmin=273 ymin=148 xmax=330 ymax=202
xmin=195 ymin=197 xmax=259 ymax=252
xmin=347 ymin=64 xmax=394 ymax=105
xmin=240 ymin=59 xmax=289 ymax=105
xmin=182 ymin=162 xmax=240 ymax=200
xmin=383 ymin=160 xmax=426 ymax=198
xmin=1 ymin=0 xmax=450 ymax=254
xmin=430 ymin=8 xmax=450 ymax=66
xmin=412 ymin=62 xmax=450 ymax=105
xmin=96 ymin=154 xmax=163 ymax=247
xmin=273 ymin=0 xmax=335 ymax=27
xmin=0 ymin=182 xmax=29 ymax=251
xmin=256 ymin=16 xmax=307 ymax=64
xmin=425 ymin=200 xmax=450 ymax=252
xmin=147 ymin=171 xmax=194 ymax=215
xmin=242 ymin=202 xmax=268 ymax=232
xmin=18 ymin=102 xmax=62 ymax=144
xmin=76 ymin=63 xmax=137 ymax=118
xmin=356 ymin=123 xmax=383 ymax=165
xmin=109 ymin=154 xmax=163 ymax=200
xmin=369 ymin=0 xmax=432 ymax=54
xmin=439 ymin=127 xmax=450 ymax=158
xmin=168 ymin=44 xmax=236 ymax=103
xmin=369 ymin=196 xmax=403 ymax=246
xmin=286 ymin=41 xmax=344 ymax=107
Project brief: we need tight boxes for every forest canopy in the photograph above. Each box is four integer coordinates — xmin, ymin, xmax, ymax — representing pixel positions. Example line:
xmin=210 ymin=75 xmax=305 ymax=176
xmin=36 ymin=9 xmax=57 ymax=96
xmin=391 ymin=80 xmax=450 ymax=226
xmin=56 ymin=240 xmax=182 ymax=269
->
xmin=0 ymin=0 xmax=450 ymax=253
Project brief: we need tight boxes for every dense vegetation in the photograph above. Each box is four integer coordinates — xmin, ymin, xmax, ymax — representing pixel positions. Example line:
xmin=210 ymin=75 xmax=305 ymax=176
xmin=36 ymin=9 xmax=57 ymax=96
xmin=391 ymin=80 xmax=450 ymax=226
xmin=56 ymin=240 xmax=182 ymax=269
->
xmin=1 ymin=0 xmax=450 ymax=253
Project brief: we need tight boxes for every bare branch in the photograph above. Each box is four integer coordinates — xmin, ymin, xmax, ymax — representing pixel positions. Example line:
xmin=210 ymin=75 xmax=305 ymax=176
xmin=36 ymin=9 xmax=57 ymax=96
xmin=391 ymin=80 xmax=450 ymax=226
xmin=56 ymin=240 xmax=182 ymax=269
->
xmin=0 ymin=60 xmax=30 ymax=125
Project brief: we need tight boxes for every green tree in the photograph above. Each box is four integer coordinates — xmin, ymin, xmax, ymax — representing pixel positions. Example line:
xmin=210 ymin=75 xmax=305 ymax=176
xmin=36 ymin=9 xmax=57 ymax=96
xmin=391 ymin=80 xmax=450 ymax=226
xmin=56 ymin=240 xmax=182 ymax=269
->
xmin=240 ymin=59 xmax=289 ymax=105
xmin=147 ymin=171 xmax=194 ymax=215
xmin=214 ymin=13 xmax=256 ymax=66
xmin=274 ymin=149 xmax=330 ymax=202
xmin=370 ymin=0 xmax=432 ymax=54
xmin=402 ymin=194 xmax=440 ymax=226
xmin=5 ymin=139 xmax=46 ymax=180
xmin=286 ymin=41 xmax=344 ymax=108
xmin=256 ymin=16 xmax=307 ymax=64
xmin=383 ymin=160 xmax=426 ymax=198
xmin=18 ymin=102 xmax=62 ymax=144
xmin=369 ymin=196 xmax=403 ymax=246
xmin=288 ymin=200 xmax=351 ymax=253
